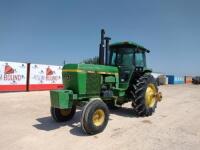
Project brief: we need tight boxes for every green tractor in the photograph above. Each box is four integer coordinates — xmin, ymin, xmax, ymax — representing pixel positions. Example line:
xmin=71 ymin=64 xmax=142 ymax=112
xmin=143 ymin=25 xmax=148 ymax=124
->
xmin=50 ymin=29 xmax=162 ymax=135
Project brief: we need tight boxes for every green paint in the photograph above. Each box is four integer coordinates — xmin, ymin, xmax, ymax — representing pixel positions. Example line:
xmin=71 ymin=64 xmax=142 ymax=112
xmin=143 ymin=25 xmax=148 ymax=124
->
xmin=63 ymin=64 xmax=118 ymax=73
xmin=105 ymin=76 xmax=116 ymax=83
xmin=62 ymin=64 xmax=118 ymax=95
xmin=113 ymin=88 xmax=126 ymax=97
xmin=50 ymin=90 xmax=73 ymax=109
xmin=86 ymin=73 xmax=101 ymax=95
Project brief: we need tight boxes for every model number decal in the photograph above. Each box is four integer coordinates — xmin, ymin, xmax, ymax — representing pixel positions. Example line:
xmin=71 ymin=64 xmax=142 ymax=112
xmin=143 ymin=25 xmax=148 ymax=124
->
xmin=66 ymin=74 xmax=72 ymax=80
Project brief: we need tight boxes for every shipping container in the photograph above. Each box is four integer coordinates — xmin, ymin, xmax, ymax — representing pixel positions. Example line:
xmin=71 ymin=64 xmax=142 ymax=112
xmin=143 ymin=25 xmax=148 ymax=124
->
xmin=185 ymin=76 xmax=193 ymax=84
xmin=167 ymin=75 xmax=185 ymax=84
xmin=167 ymin=75 xmax=174 ymax=84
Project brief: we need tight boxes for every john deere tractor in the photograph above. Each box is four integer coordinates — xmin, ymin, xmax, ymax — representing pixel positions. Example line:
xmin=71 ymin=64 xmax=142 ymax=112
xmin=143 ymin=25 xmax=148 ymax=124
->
xmin=50 ymin=29 xmax=162 ymax=135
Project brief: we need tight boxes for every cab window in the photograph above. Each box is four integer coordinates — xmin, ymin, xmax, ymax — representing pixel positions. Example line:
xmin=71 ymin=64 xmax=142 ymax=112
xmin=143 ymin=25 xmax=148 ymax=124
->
xmin=135 ymin=52 xmax=146 ymax=67
xmin=110 ymin=48 xmax=134 ymax=66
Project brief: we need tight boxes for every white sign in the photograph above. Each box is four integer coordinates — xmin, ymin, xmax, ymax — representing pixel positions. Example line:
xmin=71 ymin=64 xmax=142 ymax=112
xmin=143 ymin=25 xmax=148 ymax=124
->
xmin=0 ymin=61 xmax=27 ymax=85
xmin=29 ymin=64 xmax=62 ymax=84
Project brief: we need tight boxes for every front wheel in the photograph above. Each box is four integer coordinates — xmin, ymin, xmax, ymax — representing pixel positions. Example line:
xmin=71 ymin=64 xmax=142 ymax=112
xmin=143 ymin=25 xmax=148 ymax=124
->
xmin=51 ymin=105 xmax=76 ymax=122
xmin=81 ymin=99 xmax=109 ymax=135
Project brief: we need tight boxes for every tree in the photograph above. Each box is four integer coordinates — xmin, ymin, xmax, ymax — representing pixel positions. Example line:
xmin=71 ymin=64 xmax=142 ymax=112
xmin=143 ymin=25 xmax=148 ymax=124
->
xmin=82 ymin=56 xmax=99 ymax=64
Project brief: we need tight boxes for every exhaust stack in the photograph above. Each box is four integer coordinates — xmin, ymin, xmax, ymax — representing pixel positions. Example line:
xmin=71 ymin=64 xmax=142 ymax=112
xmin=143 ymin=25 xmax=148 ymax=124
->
xmin=105 ymin=37 xmax=111 ymax=65
xmin=99 ymin=29 xmax=105 ymax=65
xmin=99 ymin=29 xmax=111 ymax=65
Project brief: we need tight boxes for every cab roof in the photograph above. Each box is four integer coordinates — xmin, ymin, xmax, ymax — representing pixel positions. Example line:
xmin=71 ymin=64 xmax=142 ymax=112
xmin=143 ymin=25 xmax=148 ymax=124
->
xmin=109 ymin=41 xmax=150 ymax=53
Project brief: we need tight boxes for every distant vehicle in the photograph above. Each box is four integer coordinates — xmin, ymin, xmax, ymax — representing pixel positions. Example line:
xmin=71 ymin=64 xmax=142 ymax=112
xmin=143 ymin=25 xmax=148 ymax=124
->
xmin=192 ymin=76 xmax=200 ymax=84
xmin=156 ymin=75 xmax=167 ymax=86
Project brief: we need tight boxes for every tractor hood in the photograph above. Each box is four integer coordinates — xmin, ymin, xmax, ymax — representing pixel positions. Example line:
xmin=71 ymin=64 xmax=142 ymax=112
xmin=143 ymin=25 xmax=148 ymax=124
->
xmin=62 ymin=64 xmax=119 ymax=96
xmin=63 ymin=64 xmax=118 ymax=75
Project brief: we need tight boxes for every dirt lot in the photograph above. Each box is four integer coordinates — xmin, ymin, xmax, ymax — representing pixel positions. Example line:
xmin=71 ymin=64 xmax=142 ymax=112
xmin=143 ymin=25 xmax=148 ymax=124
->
xmin=0 ymin=84 xmax=200 ymax=150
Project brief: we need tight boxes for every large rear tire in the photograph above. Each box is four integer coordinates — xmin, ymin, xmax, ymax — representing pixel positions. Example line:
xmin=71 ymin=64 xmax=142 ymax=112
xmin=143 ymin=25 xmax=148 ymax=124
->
xmin=81 ymin=99 xmax=109 ymax=135
xmin=51 ymin=105 xmax=76 ymax=122
xmin=128 ymin=74 xmax=158 ymax=116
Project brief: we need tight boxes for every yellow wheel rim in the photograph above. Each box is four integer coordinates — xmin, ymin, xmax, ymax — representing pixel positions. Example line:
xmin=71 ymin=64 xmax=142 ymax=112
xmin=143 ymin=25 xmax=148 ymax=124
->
xmin=145 ymin=84 xmax=157 ymax=108
xmin=92 ymin=109 xmax=105 ymax=126
xmin=60 ymin=109 xmax=71 ymax=116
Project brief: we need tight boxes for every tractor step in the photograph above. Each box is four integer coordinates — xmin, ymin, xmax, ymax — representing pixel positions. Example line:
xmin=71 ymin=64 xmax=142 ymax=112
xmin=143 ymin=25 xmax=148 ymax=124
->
xmin=113 ymin=88 xmax=126 ymax=97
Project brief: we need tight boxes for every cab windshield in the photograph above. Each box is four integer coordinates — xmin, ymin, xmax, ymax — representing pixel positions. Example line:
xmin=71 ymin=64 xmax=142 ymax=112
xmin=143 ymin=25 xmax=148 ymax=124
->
xmin=109 ymin=47 xmax=146 ymax=67
xmin=110 ymin=48 xmax=134 ymax=66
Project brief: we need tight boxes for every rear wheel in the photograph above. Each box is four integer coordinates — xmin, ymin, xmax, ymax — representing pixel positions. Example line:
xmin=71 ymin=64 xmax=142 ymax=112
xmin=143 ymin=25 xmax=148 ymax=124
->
xmin=81 ymin=99 xmax=109 ymax=135
xmin=128 ymin=74 xmax=158 ymax=116
xmin=51 ymin=105 xmax=76 ymax=122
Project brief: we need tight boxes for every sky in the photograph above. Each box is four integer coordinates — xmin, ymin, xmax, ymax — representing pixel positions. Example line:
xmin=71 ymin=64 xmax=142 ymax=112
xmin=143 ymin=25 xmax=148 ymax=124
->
xmin=0 ymin=0 xmax=200 ymax=76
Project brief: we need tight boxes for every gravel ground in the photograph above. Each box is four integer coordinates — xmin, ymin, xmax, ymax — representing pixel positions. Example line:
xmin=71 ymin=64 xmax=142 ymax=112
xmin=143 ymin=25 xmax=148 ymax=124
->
xmin=0 ymin=84 xmax=200 ymax=150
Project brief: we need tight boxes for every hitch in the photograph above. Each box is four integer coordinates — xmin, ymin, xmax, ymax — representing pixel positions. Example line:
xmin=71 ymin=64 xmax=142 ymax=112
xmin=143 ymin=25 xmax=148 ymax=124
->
xmin=155 ymin=92 xmax=162 ymax=102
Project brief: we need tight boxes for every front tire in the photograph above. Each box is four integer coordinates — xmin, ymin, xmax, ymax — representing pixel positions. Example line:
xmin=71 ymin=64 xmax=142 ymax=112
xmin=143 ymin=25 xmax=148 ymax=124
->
xmin=81 ymin=99 xmax=109 ymax=135
xmin=51 ymin=105 xmax=76 ymax=122
xmin=128 ymin=74 xmax=158 ymax=116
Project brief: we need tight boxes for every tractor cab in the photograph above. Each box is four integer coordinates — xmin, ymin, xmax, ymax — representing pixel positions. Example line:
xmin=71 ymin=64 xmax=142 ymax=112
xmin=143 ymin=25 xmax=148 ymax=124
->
xmin=108 ymin=42 xmax=150 ymax=84
xmin=98 ymin=29 xmax=151 ymax=87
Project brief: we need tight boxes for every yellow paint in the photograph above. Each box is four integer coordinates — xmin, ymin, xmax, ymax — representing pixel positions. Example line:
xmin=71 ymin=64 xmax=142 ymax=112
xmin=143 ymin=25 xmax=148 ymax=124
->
xmin=62 ymin=69 xmax=118 ymax=76
xmin=60 ymin=109 xmax=71 ymax=116
xmin=92 ymin=109 xmax=105 ymax=126
xmin=62 ymin=69 xmax=85 ymax=73
xmin=145 ymin=84 xmax=157 ymax=108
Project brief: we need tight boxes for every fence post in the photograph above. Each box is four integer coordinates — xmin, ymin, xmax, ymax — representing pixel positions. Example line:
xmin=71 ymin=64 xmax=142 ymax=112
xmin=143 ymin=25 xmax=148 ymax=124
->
xmin=26 ymin=63 xmax=30 ymax=91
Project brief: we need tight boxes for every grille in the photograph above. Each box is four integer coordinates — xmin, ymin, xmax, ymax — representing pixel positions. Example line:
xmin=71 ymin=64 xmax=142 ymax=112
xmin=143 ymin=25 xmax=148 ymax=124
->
xmin=86 ymin=73 xmax=101 ymax=95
